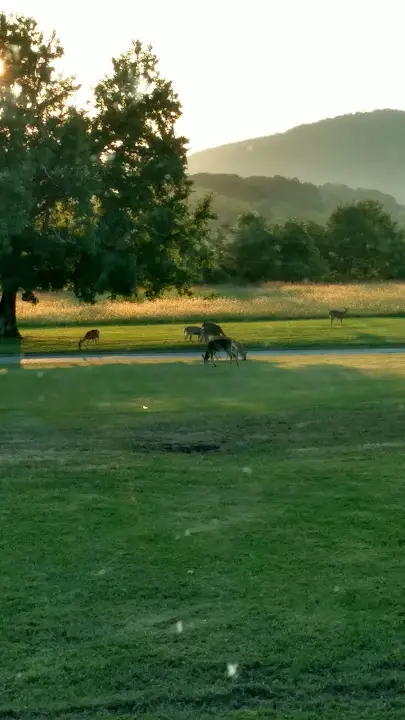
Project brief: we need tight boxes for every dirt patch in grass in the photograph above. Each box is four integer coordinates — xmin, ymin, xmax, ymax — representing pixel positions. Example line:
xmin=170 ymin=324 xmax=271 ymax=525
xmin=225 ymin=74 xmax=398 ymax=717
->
xmin=1 ymin=402 xmax=405 ymax=461
xmin=125 ymin=403 xmax=405 ymax=456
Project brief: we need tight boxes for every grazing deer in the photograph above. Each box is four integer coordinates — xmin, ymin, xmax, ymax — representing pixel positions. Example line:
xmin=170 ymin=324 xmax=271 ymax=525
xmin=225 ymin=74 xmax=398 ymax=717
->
xmin=214 ymin=338 xmax=247 ymax=362
xmin=328 ymin=308 xmax=349 ymax=326
xmin=184 ymin=325 xmax=203 ymax=342
xmin=78 ymin=329 xmax=100 ymax=350
xmin=202 ymin=337 xmax=239 ymax=366
xmin=200 ymin=321 xmax=226 ymax=342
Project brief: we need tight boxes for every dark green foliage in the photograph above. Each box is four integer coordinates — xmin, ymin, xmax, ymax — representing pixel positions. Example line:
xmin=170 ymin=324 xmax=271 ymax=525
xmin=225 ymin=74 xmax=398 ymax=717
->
xmin=0 ymin=14 xmax=99 ymax=335
xmin=277 ymin=219 xmax=326 ymax=281
xmin=326 ymin=201 xmax=405 ymax=280
xmin=89 ymin=41 xmax=201 ymax=300
xmin=206 ymin=202 xmax=405 ymax=284
xmin=226 ymin=212 xmax=280 ymax=282
xmin=0 ymin=14 xmax=213 ymax=335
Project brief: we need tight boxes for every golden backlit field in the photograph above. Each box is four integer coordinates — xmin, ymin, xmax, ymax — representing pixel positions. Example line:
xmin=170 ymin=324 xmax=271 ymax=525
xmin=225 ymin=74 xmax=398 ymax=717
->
xmin=16 ymin=282 xmax=405 ymax=327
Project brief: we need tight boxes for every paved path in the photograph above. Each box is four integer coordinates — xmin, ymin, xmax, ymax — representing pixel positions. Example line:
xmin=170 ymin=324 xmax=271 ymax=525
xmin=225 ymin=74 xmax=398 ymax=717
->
xmin=2 ymin=345 xmax=405 ymax=366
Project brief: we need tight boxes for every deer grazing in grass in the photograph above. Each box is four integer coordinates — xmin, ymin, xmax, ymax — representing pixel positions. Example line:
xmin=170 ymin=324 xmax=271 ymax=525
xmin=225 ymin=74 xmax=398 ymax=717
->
xmin=202 ymin=337 xmax=239 ymax=366
xmin=328 ymin=308 xmax=349 ymax=326
xmin=200 ymin=321 xmax=226 ymax=342
xmin=78 ymin=329 xmax=100 ymax=350
xmin=184 ymin=325 xmax=203 ymax=342
xmin=213 ymin=338 xmax=247 ymax=362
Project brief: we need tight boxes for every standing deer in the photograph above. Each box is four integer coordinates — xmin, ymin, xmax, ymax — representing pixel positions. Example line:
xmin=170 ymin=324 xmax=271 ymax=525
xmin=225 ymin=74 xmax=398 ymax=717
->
xmin=78 ymin=329 xmax=100 ymax=350
xmin=202 ymin=337 xmax=239 ymax=366
xmin=200 ymin=321 xmax=226 ymax=342
xmin=328 ymin=308 xmax=349 ymax=326
xmin=184 ymin=325 xmax=203 ymax=342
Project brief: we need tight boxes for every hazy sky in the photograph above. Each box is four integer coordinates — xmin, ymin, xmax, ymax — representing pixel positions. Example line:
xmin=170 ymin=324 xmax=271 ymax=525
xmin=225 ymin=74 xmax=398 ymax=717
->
xmin=1 ymin=0 xmax=404 ymax=152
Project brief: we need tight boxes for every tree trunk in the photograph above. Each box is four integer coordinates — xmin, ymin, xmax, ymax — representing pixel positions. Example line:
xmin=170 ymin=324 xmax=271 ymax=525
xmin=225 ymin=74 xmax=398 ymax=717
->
xmin=0 ymin=290 xmax=21 ymax=339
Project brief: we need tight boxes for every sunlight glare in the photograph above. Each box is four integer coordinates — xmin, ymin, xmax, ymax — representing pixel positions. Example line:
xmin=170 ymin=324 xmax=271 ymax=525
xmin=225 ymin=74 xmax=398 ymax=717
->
xmin=0 ymin=58 xmax=4 ymax=76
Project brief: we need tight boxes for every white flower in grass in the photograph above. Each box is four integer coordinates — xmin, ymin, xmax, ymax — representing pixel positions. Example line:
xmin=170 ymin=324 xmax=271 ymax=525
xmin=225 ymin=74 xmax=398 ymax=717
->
xmin=227 ymin=662 xmax=238 ymax=678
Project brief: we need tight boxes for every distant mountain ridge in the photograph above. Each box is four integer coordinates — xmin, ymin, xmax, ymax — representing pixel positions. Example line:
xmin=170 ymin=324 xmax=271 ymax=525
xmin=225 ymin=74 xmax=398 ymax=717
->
xmin=189 ymin=173 xmax=405 ymax=227
xmin=188 ymin=110 xmax=405 ymax=201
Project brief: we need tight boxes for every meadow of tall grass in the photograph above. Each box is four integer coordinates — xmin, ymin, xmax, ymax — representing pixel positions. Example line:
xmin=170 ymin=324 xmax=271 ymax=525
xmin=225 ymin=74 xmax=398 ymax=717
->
xmin=15 ymin=282 xmax=405 ymax=327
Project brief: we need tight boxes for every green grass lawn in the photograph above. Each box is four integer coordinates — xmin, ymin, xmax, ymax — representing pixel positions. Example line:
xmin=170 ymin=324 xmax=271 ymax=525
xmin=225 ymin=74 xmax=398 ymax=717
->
xmin=1 ymin=316 xmax=405 ymax=355
xmin=3 ymin=355 xmax=405 ymax=718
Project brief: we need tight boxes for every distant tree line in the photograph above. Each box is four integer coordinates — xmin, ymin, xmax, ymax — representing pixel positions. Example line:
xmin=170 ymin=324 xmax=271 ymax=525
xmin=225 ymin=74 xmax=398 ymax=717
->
xmin=201 ymin=200 xmax=405 ymax=283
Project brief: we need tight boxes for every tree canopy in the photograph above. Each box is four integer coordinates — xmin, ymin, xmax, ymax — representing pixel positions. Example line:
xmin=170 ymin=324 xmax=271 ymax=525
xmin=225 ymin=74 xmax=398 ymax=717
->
xmin=202 ymin=202 xmax=405 ymax=285
xmin=0 ymin=13 xmax=213 ymax=337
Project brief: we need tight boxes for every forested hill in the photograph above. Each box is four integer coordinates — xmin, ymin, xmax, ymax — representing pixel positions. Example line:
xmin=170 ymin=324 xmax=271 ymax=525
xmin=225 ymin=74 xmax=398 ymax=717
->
xmin=188 ymin=110 xmax=405 ymax=201
xmin=190 ymin=173 xmax=405 ymax=227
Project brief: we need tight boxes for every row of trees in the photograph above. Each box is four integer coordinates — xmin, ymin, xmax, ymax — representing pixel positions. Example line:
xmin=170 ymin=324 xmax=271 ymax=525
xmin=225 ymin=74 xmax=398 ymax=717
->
xmin=202 ymin=200 xmax=405 ymax=283
xmin=0 ymin=14 xmax=213 ymax=337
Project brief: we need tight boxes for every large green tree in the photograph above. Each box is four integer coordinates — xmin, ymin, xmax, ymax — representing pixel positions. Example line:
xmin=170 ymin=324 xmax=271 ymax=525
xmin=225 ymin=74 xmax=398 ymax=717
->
xmin=326 ymin=200 xmax=405 ymax=279
xmin=0 ymin=15 xmax=213 ymax=338
xmin=0 ymin=14 xmax=97 ymax=337
xmin=276 ymin=219 xmax=326 ymax=281
xmin=227 ymin=212 xmax=280 ymax=281
xmin=74 ymin=40 xmax=213 ymax=302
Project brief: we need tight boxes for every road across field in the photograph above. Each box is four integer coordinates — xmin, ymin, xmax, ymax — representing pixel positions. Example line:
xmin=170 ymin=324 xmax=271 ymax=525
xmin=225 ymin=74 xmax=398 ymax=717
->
xmin=2 ymin=345 xmax=405 ymax=366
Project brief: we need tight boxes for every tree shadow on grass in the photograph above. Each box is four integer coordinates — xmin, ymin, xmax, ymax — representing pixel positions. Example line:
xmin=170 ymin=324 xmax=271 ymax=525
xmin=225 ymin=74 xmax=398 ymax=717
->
xmin=350 ymin=331 xmax=405 ymax=348
xmin=0 ymin=336 xmax=22 ymax=368
xmin=5 ymin=356 xmax=405 ymax=458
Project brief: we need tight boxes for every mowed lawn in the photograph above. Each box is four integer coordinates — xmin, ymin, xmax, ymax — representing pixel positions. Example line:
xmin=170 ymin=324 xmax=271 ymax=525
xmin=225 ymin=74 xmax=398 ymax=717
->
xmin=2 ymin=315 xmax=405 ymax=355
xmin=3 ymin=356 xmax=405 ymax=718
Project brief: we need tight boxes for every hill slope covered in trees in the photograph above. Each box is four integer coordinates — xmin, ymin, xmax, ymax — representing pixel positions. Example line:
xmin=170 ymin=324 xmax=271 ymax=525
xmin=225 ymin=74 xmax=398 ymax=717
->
xmin=188 ymin=110 xmax=405 ymax=201
xmin=190 ymin=173 xmax=405 ymax=226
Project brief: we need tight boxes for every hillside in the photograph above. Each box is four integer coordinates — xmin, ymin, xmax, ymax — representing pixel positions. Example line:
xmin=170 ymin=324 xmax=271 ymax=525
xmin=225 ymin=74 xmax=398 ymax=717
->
xmin=190 ymin=173 xmax=405 ymax=227
xmin=188 ymin=110 xmax=405 ymax=201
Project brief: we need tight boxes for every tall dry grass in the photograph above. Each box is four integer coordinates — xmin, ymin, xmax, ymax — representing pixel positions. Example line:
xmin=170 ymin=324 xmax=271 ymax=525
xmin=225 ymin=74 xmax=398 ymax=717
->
xmin=16 ymin=283 xmax=405 ymax=326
